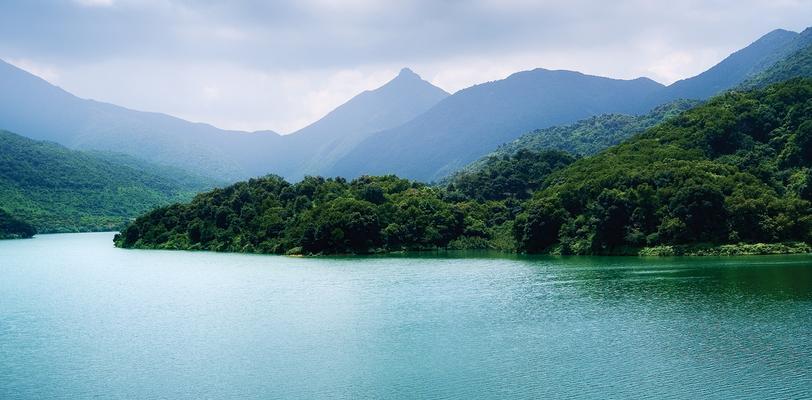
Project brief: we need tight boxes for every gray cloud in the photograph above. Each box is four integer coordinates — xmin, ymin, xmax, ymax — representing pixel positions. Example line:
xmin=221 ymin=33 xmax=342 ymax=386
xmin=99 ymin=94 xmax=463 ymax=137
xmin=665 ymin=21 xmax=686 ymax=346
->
xmin=0 ymin=0 xmax=810 ymax=132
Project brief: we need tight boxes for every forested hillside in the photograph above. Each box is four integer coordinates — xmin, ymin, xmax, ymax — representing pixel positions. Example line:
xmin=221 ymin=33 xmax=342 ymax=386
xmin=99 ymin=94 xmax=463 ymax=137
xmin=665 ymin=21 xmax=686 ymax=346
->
xmin=0 ymin=130 xmax=217 ymax=232
xmin=514 ymin=78 xmax=812 ymax=255
xmin=116 ymin=79 xmax=812 ymax=255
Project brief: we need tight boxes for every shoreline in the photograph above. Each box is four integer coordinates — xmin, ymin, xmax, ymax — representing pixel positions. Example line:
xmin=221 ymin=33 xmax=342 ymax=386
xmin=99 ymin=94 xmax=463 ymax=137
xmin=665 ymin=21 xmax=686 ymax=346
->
xmin=114 ymin=238 xmax=812 ymax=258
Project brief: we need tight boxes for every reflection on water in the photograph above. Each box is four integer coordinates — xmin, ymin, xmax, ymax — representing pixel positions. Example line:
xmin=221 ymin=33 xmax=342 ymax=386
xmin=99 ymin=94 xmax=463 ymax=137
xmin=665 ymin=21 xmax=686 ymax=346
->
xmin=0 ymin=233 xmax=810 ymax=399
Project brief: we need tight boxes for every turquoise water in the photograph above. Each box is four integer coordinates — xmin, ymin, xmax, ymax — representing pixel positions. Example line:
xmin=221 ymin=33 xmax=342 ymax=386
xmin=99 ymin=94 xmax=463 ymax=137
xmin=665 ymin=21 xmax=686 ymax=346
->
xmin=1 ymin=233 xmax=810 ymax=399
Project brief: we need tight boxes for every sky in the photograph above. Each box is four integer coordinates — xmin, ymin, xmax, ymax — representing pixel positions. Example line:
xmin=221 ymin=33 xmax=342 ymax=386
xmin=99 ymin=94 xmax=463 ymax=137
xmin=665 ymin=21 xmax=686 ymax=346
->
xmin=0 ymin=1 xmax=810 ymax=134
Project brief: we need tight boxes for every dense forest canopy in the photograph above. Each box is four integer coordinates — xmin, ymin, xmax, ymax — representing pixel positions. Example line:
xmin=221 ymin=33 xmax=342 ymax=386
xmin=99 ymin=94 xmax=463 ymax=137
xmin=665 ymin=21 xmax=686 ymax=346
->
xmin=116 ymin=174 xmax=522 ymax=254
xmin=0 ymin=130 xmax=217 ymax=233
xmin=117 ymin=79 xmax=812 ymax=255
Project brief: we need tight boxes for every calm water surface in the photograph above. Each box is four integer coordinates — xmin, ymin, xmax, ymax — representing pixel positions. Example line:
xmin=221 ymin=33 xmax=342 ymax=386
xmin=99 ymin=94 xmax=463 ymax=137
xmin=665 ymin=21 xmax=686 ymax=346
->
xmin=1 ymin=232 xmax=811 ymax=399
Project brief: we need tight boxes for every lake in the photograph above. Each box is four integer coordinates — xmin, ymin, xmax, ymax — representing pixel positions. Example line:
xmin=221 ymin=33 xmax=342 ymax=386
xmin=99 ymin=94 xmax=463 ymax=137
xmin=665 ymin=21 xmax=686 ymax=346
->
xmin=1 ymin=232 xmax=810 ymax=399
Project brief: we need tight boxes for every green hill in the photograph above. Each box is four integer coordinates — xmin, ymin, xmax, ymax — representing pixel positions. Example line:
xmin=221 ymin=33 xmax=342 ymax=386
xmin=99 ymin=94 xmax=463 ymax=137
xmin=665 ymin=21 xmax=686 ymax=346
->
xmin=0 ymin=129 xmax=219 ymax=233
xmin=514 ymin=79 xmax=812 ymax=254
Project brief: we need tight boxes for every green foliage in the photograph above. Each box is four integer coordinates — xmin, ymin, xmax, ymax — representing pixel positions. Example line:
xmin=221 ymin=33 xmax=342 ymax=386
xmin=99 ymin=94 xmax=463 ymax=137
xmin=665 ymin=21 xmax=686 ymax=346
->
xmin=515 ymin=79 xmax=812 ymax=254
xmin=0 ymin=208 xmax=35 ymax=239
xmin=116 ymin=175 xmax=468 ymax=254
xmin=0 ymin=129 xmax=217 ymax=232
xmin=445 ymin=149 xmax=576 ymax=201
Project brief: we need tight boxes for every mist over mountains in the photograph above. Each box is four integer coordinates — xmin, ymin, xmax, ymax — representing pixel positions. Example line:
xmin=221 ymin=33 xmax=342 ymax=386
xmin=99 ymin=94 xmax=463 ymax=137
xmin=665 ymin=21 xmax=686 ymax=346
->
xmin=1 ymin=27 xmax=811 ymax=182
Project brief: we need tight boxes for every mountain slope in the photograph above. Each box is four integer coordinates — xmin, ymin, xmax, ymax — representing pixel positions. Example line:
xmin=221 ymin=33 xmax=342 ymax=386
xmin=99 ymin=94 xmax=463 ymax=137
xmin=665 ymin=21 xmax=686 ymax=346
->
xmin=461 ymin=99 xmax=699 ymax=175
xmin=328 ymin=69 xmax=665 ymax=181
xmin=270 ymin=68 xmax=449 ymax=180
xmin=655 ymin=28 xmax=812 ymax=102
xmin=0 ymin=129 xmax=218 ymax=232
xmin=0 ymin=60 xmax=281 ymax=180
xmin=741 ymin=31 xmax=812 ymax=88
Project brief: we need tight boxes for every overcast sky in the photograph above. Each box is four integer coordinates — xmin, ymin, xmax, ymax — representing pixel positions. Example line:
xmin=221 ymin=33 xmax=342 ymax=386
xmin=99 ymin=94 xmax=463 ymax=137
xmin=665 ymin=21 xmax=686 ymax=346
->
xmin=1 ymin=1 xmax=810 ymax=133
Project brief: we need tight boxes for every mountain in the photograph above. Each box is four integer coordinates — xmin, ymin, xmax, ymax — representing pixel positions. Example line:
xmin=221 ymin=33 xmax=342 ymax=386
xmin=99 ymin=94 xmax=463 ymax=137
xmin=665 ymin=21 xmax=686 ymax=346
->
xmin=654 ymin=28 xmax=812 ymax=102
xmin=741 ymin=29 xmax=812 ymax=88
xmin=267 ymin=68 xmax=449 ymax=180
xmin=0 ymin=129 xmax=218 ymax=232
xmin=323 ymin=27 xmax=811 ymax=182
xmin=0 ymin=61 xmax=449 ymax=181
xmin=327 ymin=69 xmax=665 ymax=181
xmin=0 ymin=59 xmax=281 ymax=180
xmin=3 ymin=27 xmax=809 ymax=183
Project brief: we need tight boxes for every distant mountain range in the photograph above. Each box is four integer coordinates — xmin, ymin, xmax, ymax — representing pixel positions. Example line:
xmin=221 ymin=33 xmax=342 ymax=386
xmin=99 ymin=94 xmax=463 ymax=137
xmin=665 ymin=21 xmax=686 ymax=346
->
xmin=329 ymin=27 xmax=812 ymax=181
xmin=0 ymin=60 xmax=283 ymax=180
xmin=1 ymin=27 xmax=811 ymax=183
xmin=327 ymin=69 xmax=665 ymax=181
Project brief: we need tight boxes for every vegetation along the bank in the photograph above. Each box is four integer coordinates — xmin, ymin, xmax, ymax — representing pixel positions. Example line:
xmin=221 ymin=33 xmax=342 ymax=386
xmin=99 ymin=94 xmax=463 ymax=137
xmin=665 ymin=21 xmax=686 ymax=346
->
xmin=0 ymin=208 xmax=35 ymax=239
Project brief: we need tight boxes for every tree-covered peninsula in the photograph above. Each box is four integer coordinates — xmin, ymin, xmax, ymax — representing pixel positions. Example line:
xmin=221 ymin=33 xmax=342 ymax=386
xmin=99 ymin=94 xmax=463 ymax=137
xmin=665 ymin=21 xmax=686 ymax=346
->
xmin=116 ymin=79 xmax=812 ymax=255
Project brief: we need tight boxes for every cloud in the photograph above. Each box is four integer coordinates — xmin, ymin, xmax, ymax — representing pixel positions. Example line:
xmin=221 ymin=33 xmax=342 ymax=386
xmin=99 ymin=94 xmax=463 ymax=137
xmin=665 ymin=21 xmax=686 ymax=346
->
xmin=0 ymin=0 xmax=809 ymax=132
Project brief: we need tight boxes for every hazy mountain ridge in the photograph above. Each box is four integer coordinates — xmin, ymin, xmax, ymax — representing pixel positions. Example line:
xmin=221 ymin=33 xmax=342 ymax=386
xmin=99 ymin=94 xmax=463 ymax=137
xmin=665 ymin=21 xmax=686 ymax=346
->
xmin=651 ymin=28 xmax=804 ymax=103
xmin=2 ymin=27 xmax=811 ymax=184
xmin=0 ymin=59 xmax=281 ymax=180
xmin=326 ymin=68 xmax=666 ymax=181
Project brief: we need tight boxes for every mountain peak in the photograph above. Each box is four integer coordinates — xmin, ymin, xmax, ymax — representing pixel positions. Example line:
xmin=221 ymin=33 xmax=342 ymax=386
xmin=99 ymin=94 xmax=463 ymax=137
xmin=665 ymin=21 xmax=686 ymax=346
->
xmin=397 ymin=67 xmax=420 ymax=80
